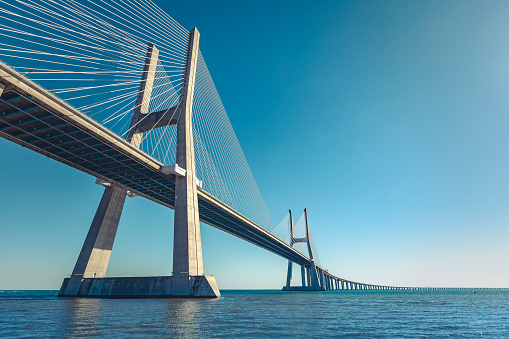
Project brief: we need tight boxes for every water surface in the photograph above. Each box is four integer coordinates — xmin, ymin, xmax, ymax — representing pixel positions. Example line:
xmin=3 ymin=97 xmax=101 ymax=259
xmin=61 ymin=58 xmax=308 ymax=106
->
xmin=1 ymin=289 xmax=508 ymax=337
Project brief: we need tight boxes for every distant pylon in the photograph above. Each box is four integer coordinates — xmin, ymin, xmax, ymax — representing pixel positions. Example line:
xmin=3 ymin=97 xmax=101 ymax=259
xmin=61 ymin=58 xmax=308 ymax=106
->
xmin=282 ymin=208 xmax=323 ymax=291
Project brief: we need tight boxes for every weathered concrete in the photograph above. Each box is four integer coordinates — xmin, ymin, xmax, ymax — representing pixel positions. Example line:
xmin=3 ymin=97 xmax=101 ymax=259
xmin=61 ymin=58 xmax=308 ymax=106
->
xmin=58 ymin=276 xmax=219 ymax=298
xmin=173 ymin=27 xmax=205 ymax=295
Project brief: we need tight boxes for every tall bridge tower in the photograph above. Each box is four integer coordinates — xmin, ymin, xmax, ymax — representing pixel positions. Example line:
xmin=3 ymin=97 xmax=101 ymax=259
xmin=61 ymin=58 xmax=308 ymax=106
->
xmin=59 ymin=28 xmax=220 ymax=298
xmin=282 ymin=209 xmax=324 ymax=291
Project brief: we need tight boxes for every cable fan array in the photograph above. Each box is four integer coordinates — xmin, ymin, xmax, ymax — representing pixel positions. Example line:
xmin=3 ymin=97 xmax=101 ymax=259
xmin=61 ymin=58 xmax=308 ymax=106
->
xmin=192 ymin=50 xmax=274 ymax=231
xmin=0 ymin=0 xmax=281 ymax=237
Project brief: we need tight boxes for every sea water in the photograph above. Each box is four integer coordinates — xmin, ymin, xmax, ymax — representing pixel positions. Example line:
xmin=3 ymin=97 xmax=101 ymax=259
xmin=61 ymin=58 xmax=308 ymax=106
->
xmin=1 ymin=289 xmax=509 ymax=337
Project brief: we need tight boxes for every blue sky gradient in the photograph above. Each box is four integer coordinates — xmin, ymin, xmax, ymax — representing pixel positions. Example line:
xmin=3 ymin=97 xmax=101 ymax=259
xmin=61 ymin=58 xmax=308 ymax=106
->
xmin=1 ymin=0 xmax=509 ymax=289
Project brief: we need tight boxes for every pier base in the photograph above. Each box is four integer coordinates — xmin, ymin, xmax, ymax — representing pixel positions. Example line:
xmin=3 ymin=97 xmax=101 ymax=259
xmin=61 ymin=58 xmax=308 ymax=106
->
xmin=58 ymin=275 xmax=220 ymax=298
xmin=282 ymin=286 xmax=325 ymax=291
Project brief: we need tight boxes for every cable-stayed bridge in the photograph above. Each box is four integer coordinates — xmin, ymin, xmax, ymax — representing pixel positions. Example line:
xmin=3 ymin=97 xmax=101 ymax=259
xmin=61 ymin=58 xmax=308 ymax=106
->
xmin=0 ymin=0 xmax=425 ymax=297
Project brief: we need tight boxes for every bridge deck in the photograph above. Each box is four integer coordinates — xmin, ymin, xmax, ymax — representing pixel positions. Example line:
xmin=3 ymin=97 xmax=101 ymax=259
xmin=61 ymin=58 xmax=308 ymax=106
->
xmin=0 ymin=61 xmax=310 ymax=267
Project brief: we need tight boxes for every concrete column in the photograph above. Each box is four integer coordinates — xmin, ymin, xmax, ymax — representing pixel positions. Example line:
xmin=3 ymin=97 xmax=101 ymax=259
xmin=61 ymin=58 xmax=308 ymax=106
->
xmin=301 ymin=265 xmax=306 ymax=286
xmin=304 ymin=209 xmax=314 ymax=261
xmin=172 ymin=28 xmax=207 ymax=295
xmin=285 ymin=261 xmax=292 ymax=289
xmin=64 ymin=185 xmax=127 ymax=295
xmin=284 ymin=210 xmax=294 ymax=290
xmin=306 ymin=267 xmax=311 ymax=286
xmin=309 ymin=261 xmax=320 ymax=288
xmin=61 ymin=43 xmax=159 ymax=296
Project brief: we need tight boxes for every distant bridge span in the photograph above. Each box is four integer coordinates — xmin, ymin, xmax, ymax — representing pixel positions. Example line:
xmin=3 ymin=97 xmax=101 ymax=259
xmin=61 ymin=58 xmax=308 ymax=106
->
xmin=0 ymin=60 xmax=422 ymax=294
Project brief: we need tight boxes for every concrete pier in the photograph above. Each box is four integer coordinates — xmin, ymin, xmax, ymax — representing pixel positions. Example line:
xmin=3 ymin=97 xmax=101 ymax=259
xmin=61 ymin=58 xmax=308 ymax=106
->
xmin=63 ymin=185 xmax=127 ymax=295
xmin=59 ymin=276 xmax=219 ymax=298
xmin=59 ymin=28 xmax=219 ymax=298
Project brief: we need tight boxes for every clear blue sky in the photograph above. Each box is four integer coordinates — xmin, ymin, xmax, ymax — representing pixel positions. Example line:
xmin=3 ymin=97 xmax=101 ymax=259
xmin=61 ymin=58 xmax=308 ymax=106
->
xmin=2 ymin=0 xmax=509 ymax=289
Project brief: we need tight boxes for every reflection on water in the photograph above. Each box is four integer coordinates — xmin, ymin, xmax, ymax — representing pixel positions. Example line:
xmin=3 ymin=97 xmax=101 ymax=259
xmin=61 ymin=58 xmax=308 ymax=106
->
xmin=50 ymin=296 xmax=218 ymax=337
xmin=1 ymin=290 xmax=509 ymax=338
xmin=60 ymin=298 xmax=103 ymax=337
xmin=167 ymin=299 xmax=203 ymax=337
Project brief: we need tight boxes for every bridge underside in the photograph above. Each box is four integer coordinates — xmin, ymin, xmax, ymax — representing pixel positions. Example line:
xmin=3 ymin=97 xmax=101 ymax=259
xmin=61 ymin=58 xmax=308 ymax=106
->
xmin=0 ymin=62 xmax=310 ymax=271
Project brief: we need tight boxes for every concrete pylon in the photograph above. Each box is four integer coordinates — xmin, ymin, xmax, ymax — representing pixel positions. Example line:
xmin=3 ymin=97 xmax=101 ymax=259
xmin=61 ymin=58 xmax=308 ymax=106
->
xmin=127 ymin=42 xmax=159 ymax=147
xmin=62 ymin=43 xmax=159 ymax=296
xmin=58 ymin=31 xmax=219 ymax=298
xmin=304 ymin=209 xmax=321 ymax=289
xmin=172 ymin=27 xmax=219 ymax=297
xmin=300 ymin=265 xmax=306 ymax=286
xmin=282 ymin=208 xmax=323 ymax=291
xmin=283 ymin=210 xmax=294 ymax=290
